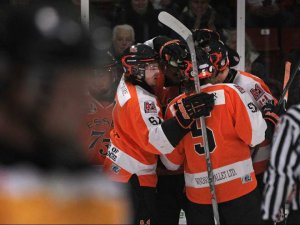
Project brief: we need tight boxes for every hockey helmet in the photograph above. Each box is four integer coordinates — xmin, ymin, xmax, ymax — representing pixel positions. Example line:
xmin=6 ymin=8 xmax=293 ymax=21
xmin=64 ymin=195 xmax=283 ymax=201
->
xmin=182 ymin=50 xmax=215 ymax=81
xmin=121 ymin=43 xmax=158 ymax=78
xmin=207 ymin=40 xmax=230 ymax=72
xmin=93 ymin=50 xmax=117 ymax=69
xmin=192 ymin=28 xmax=220 ymax=49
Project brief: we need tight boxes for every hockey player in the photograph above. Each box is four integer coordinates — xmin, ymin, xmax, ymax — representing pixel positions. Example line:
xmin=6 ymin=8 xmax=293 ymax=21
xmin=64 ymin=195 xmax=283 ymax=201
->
xmin=103 ymin=43 xmax=215 ymax=224
xmin=81 ymin=50 xmax=119 ymax=166
xmin=144 ymin=35 xmax=189 ymax=224
xmin=193 ymin=29 xmax=282 ymax=192
xmin=161 ymin=51 xmax=267 ymax=224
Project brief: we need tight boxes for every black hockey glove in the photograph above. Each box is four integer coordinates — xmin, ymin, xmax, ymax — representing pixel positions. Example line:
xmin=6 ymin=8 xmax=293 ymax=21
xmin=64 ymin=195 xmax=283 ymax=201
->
xmin=153 ymin=36 xmax=188 ymax=66
xmin=174 ymin=92 xmax=215 ymax=128
xmin=262 ymin=101 xmax=284 ymax=141
xmin=192 ymin=29 xmax=220 ymax=49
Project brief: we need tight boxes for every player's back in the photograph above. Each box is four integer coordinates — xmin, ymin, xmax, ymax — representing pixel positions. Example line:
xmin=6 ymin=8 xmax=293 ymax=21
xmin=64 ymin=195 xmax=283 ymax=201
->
xmin=165 ymin=82 xmax=267 ymax=203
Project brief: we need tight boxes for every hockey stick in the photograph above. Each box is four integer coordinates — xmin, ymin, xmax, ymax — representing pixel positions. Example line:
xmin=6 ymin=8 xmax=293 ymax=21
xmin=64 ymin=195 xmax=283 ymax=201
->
xmin=158 ymin=11 xmax=220 ymax=225
xmin=278 ymin=60 xmax=300 ymax=106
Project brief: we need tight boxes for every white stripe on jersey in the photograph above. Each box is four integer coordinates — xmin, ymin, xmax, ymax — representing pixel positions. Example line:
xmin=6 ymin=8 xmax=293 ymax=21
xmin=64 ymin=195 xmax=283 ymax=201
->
xmin=233 ymin=71 xmax=275 ymax=109
xmin=136 ymin=85 xmax=174 ymax=154
xmin=117 ymin=76 xmax=131 ymax=107
xmin=217 ymin=83 xmax=267 ymax=147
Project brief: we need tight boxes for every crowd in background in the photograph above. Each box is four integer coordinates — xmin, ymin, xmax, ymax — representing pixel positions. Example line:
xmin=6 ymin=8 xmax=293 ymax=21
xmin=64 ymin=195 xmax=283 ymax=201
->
xmin=74 ymin=0 xmax=300 ymax=107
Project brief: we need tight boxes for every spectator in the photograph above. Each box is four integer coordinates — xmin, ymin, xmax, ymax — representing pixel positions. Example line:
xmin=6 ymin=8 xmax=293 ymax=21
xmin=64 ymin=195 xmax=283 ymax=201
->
xmin=210 ymin=0 xmax=237 ymax=29
xmin=150 ymin=0 xmax=182 ymax=16
xmin=112 ymin=0 xmax=164 ymax=43
xmin=222 ymin=28 xmax=269 ymax=80
xmin=111 ymin=24 xmax=135 ymax=59
xmin=0 ymin=3 xmax=129 ymax=224
xmin=179 ymin=0 xmax=216 ymax=31
xmin=246 ymin=0 xmax=294 ymax=28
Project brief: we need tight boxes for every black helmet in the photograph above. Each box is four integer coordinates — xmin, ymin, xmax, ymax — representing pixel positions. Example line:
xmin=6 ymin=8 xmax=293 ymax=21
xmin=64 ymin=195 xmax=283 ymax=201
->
xmin=121 ymin=43 xmax=158 ymax=80
xmin=93 ymin=50 xmax=118 ymax=69
xmin=208 ymin=40 xmax=230 ymax=72
xmin=182 ymin=50 xmax=215 ymax=82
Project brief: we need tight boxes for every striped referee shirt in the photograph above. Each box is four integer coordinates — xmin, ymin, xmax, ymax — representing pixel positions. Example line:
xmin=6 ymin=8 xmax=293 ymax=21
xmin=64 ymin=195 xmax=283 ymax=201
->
xmin=261 ymin=104 xmax=300 ymax=221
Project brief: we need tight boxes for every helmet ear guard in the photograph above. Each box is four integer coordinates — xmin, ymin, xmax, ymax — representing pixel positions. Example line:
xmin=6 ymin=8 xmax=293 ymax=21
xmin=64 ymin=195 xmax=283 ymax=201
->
xmin=206 ymin=40 xmax=230 ymax=72
xmin=209 ymin=51 xmax=229 ymax=72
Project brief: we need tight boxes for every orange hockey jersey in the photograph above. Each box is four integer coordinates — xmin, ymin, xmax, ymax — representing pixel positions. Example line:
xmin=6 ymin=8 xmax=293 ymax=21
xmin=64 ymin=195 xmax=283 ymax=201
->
xmin=81 ymin=95 xmax=114 ymax=165
xmin=232 ymin=70 xmax=277 ymax=174
xmin=161 ymin=83 xmax=267 ymax=204
xmin=104 ymin=76 xmax=178 ymax=187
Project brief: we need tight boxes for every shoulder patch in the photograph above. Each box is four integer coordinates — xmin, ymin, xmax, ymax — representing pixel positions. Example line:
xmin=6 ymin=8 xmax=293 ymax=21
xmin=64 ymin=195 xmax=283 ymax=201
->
xmin=250 ymin=84 xmax=265 ymax=101
xmin=144 ymin=100 xmax=157 ymax=113
xmin=233 ymin=84 xmax=245 ymax=93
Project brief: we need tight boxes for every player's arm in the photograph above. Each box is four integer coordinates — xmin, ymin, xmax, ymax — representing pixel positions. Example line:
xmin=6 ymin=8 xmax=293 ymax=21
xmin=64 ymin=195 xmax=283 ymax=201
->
xmin=160 ymin=142 xmax=185 ymax=171
xmin=133 ymin=92 xmax=214 ymax=155
xmin=228 ymin=84 xmax=267 ymax=147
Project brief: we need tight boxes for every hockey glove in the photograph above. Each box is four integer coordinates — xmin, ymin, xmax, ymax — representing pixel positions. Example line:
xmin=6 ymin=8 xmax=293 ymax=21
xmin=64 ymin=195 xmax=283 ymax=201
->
xmin=262 ymin=101 xmax=283 ymax=141
xmin=174 ymin=92 xmax=215 ymax=128
xmin=153 ymin=36 xmax=188 ymax=66
xmin=192 ymin=29 xmax=220 ymax=48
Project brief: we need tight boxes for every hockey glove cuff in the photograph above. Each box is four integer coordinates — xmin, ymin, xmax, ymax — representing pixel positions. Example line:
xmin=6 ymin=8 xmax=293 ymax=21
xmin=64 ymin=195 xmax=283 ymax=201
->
xmin=262 ymin=102 xmax=281 ymax=141
xmin=174 ymin=92 xmax=215 ymax=128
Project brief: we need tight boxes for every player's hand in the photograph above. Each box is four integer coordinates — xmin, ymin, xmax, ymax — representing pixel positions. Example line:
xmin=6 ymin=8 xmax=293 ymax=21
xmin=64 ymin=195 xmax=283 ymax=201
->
xmin=192 ymin=29 xmax=220 ymax=48
xmin=262 ymin=101 xmax=283 ymax=140
xmin=174 ymin=92 xmax=215 ymax=128
xmin=153 ymin=36 xmax=188 ymax=64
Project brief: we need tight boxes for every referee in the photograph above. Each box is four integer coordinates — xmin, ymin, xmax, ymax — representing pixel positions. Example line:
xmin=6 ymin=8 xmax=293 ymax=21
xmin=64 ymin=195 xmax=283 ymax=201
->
xmin=261 ymin=104 xmax=300 ymax=224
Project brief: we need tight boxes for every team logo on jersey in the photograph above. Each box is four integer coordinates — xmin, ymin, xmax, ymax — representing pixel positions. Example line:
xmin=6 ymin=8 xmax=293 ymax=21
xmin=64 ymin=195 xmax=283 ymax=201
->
xmin=111 ymin=163 xmax=121 ymax=174
xmin=144 ymin=101 xmax=157 ymax=113
xmin=250 ymin=84 xmax=265 ymax=101
xmin=241 ymin=174 xmax=252 ymax=184
xmin=233 ymin=84 xmax=245 ymax=93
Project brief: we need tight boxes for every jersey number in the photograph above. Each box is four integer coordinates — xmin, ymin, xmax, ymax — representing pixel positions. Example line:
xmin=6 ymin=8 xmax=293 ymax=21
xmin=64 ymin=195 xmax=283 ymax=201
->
xmin=148 ymin=116 xmax=162 ymax=125
xmin=191 ymin=121 xmax=216 ymax=155
xmin=89 ymin=130 xmax=109 ymax=156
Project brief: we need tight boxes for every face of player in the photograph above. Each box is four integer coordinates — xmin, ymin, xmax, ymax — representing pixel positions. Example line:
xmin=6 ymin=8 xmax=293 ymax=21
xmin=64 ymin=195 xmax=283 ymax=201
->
xmin=144 ymin=62 xmax=160 ymax=88
xmin=89 ymin=67 xmax=116 ymax=99
xmin=113 ymin=28 xmax=134 ymax=57
xmin=211 ymin=67 xmax=229 ymax=84
xmin=163 ymin=64 xmax=181 ymax=86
